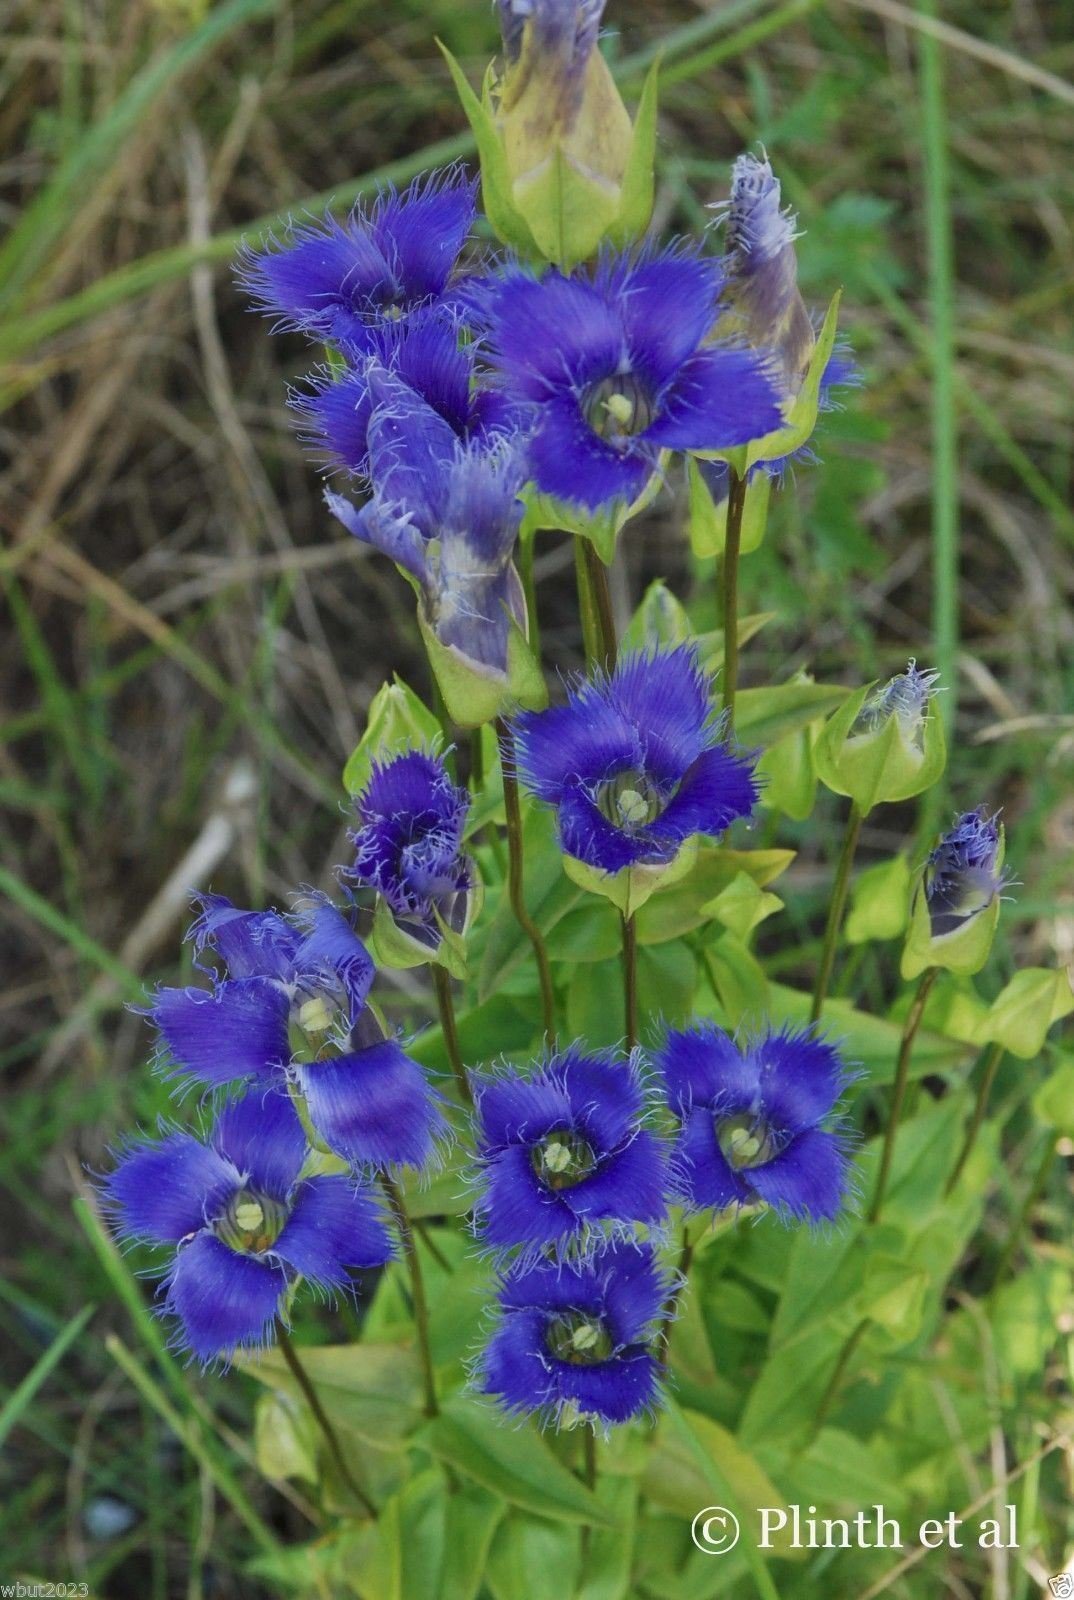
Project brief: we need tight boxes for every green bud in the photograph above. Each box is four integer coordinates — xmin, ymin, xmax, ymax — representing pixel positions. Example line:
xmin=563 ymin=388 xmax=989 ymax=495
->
xmin=343 ymin=677 xmax=443 ymax=797
xmin=418 ymin=603 xmax=547 ymax=730
xmin=815 ymin=670 xmax=945 ymax=815
xmin=367 ymin=872 xmax=482 ymax=980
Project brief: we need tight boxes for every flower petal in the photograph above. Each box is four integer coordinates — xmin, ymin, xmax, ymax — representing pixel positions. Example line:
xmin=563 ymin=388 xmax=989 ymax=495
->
xmin=528 ymin=393 xmax=652 ymax=511
xmin=151 ymin=977 xmax=289 ymax=1088
xmin=189 ymin=895 xmax=300 ymax=981
xmin=754 ymin=1029 xmax=847 ymax=1136
xmin=211 ymin=1089 xmax=308 ymax=1200
xmin=473 ymin=1069 xmax=572 ymax=1149
xmin=556 ymin=1349 xmax=660 ymax=1425
xmin=237 ymin=214 xmax=389 ymax=338
xmin=673 ymin=1106 xmax=752 ymax=1211
xmin=292 ymin=901 xmax=375 ymax=1023
xmin=511 ymin=687 xmax=637 ymax=806
xmin=650 ymin=743 xmax=760 ymax=848
xmin=165 ymin=1233 xmax=286 ymax=1363
xmin=372 ymin=170 xmax=476 ymax=302
xmin=104 ymin=1133 xmax=237 ymax=1245
xmin=561 ymin=1133 xmax=668 ymax=1230
xmin=298 ymin=1040 xmax=445 ymax=1170
xmin=477 ymin=1143 xmax=577 ymax=1252
xmin=274 ymin=1175 xmax=394 ymax=1287
xmin=617 ymin=250 xmax=722 ymax=387
xmin=747 ymin=1128 xmax=850 ymax=1222
xmin=478 ymin=268 xmax=623 ymax=398
xmin=657 ymin=1023 xmax=757 ymax=1116
xmin=560 ymin=1047 xmax=646 ymax=1149
xmin=645 ymin=347 xmax=784 ymax=451
xmin=607 ymin=645 xmax=712 ymax=785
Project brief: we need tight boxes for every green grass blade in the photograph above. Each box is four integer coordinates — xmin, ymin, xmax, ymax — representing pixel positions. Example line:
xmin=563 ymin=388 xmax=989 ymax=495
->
xmin=0 ymin=864 xmax=143 ymax=996
xmin=0 ymin=1302 xmax=95 ymax=1448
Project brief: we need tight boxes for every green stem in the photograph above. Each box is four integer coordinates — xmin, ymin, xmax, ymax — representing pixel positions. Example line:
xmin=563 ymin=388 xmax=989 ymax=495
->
xmin=809 ymin=1319 xmax=868 ymax=1443
xmin=573 ymin=534 xmax=600 ymax=668
xmin=621 ymin=912 xmax=638 ymax=1053
xmin=519 ymin=525 xmax=540 ymax=663
xmin=581 ymin=539 xmax=617 ymax=672
xmin=720 ymin=468 xmax=748 ymax=732
xmin=275 ymin=1322 xmax=377 ymax=1516
xmin=380 ymin=1176 xmax=439 ymax=1418
xmin=868 ymin=967 xmax=938 ymax=1223
xmin=657 ymin=1227 xmax=694 ymax=1362
xmin=495 ymin=719 xmax=557 ymax=1043
xmin=583 ymin=1428 xmax=597 ymax=1491
xmin=810 ymin=802 xmax=864 ymax=1024
xmin=431 ymin=963 xmax=472 ymax=1107
xmin=991 ymin=1132 xmax=1059 ymax=1292
xmin=945 ymin=1041 xmax=1004 ymax=1196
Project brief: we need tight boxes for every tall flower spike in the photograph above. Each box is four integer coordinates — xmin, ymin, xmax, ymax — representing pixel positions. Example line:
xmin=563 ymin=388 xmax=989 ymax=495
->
xmin=470 ymin=248 xmax=783 ymax=512
xmin=236 ymin=168 xmax=477 ymax=350
xmin=349 ymin=749 xmax=477 ymax=952
xmin=150 ymin=895 xmax=446 ymax=1173
xmin=471 ymin=1046 xmax=667 ymax=1255
xmin=326 ymin=392 xmax=544 ymax=726
xmin=102 ymin=1091 xmax=394 ymax=1364
xmin=656 ymin=1023 xmax=853 ymax=1224
xmin=511 ymin=644 xmax=759 ymax=911
xmin=478 ymin=1239 xmax=668 ymax=1428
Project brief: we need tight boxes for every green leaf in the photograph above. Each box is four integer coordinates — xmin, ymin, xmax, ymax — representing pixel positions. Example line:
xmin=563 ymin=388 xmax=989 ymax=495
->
xmin=702 ymin=935 xmax=768 ymax=1029
xmin=253 ymin=1390 xmax=318 ymax=1485
xmin=635 ymin=846 xmax=795 ymax=947
xmin=418 ymin=605 xmax=546 ymax=729
xmin=982 ymin=967 xmax=1074 ymax=1059
xmin=1032 ymin=1054 xmax=1074 ymax=1136
xmin=858 ymin=1256 xmax=929 ymax=1343
xmin=439 ymin=1484 xmax=507 ymax=1600
xmin=418 ymin=1396 xmax=616 ymax=1526
xmin=700 ymin=871 xmax=782 ymax=940
xmin=756 ymin=706 xmax=819 ymax=822
xmin=564 ymin=836 xmax=697 ymax=916
xmin=622 ymin=579 xmax=692 ymax=652
xmin=577 ymin=1474 xmax=639 ymax=1600
xmin=476 ymin=805 xmax=582 ymax=1000
xmin=237 ymin=1342 xmax=421 ymax=1449
xmin=342 ymin=676 xmax=442 ymax=797
xmin=767 ymin=983 xmax=971 ymax=1083
xmin=734 ymin=681 xmax=850 ymax=748
xmin=844 ymin=853 xmax=912 ymax=945
xmin=815 ymin=679 xmax=946 ymax=814
xmin=485 ymin=1512 xmax=581 ymax=1600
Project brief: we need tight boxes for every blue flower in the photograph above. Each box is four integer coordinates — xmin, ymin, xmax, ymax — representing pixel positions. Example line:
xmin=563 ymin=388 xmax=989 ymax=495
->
xmin=510 ymin=645 xmax=760 ymax=874
xmin=497 ymin=0 xmax=606 ymax=124
xmin=291 ymin=312 xmax=525 ymax=482
xmin=478 ymin=1239 xmax=667 ymax=1426
xmin=325 ymin=391 xmax=527 ymax=679
xmin=657 ymin=1023 xmax=853 ymax=1223
xmin=349 ymin=750 xmax=474 ymax=944
xmin=150 ymin=895 xmax=445 ymax=1172
xmin=471 ymin=1046 xmax=667 ymax=1254
xmin=925 ymin=809 xmax=1005 ymax=938
xmin=103 ymin=1091 xmax=394 ymax=1363
xmin=237 ymin=168 xmax=477 ymax=348
xmin=469 ymin=247 xmax=784 ymax=510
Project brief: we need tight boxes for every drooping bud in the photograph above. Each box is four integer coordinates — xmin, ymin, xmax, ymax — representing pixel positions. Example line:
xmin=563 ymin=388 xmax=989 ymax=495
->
xmin=901 ymin=809 xmax=1007 ymax=979
xmin=441 ymin=1 xmax=659 ymax=267
xmin=815 ymin=663 xmax=945 ymax=815
xmin=718 ymin=152 xmax=814 ymax=393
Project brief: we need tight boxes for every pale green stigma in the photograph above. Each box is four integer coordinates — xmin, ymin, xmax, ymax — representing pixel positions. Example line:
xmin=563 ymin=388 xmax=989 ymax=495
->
xmin=298 ymin=995 xmax=334 ymax=1034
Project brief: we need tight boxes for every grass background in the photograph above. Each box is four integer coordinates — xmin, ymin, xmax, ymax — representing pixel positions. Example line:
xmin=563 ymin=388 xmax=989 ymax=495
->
xmin=2 ymin=0 xmax=1072 ymax=1592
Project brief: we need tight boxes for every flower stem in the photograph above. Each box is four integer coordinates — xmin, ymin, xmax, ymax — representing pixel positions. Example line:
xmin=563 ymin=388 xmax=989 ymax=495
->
xmin=720 ymin=468 xmax=748 ymax=733
xmin=810 ymin=802 xmax=864 ymax=1025
xmin=431 ymin=963 xmax=472 ymax=1107
xmin=380 ymin=1176 xmax=439 ymax=1418
xmin=657 ymin=1226 xmax=694 ymax=1362
xmin=809 ymin=1318 xmax=868 ymax=1443
xmin=574 ymin=535 xmax=601 ymax=667
xmin=495 ymin=719 xmax=557 ymax=1044
xmin=581 ymin=539 xmax=617 ymax=672
xmin=945 ymin=1041 xmax=1004 ymax=1196
xmin=868 ymin=966 xmax=938 ymax=1224
xmin=520 ymin=524 xmax=540 ymax=662
xmin=275 ymin=1322 xmax=377 ymax=1516
xmin=991 ymin=1131 xmax=1059 ymax=1292
xmin=583 ymin=1427 xmax=597 ymax=1491
xmin=621 ymin=911 xmax=638 ymax=1052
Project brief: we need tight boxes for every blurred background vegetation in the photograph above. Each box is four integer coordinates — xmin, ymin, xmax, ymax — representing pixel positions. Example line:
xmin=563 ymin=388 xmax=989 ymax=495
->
xmin=2 ymin=0 xmax=1072 ymax=1593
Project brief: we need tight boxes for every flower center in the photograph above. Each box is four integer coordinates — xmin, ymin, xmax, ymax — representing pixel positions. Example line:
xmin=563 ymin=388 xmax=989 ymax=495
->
xmin=584 ymin=374 xmax=654 ymax=441
xmin=215 ymin=1188 xmax=287 ymax=1255
xmin=531 ymin=1130 xmax=597 ymax=1190
xmin=596 ymin=771 xmax=664 ymax=832
xmin=718 ymin=1115 xmax=776 ymax=1171
xmin=545 ymin=1312 xmax=615 ymax=1365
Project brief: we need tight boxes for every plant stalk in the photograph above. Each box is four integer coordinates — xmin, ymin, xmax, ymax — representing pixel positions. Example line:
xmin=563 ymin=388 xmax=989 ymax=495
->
xmin=495 ymin=719 xmax=557 ymax=1043
xmin=380 ymin=1176 xmax=439 ymax=1419
xmin=431 ymin=963 xmax=472 ymax=1107
xmin=810 ymin=802 xmax=864 ymax=1024
xmin=720 ymin=468 xmax=748 ymax=732
xmin=581 ymin=539 xmax=618 ymax=671
xmin=945 ymin=1041 xmax=1004 ymax=1196
xmin=657 ymin=1227 xmax=695 ymax=1362
xmin=621 ymin=912 xmax=638 ymax=1052
xmin=809 ymin=1318 xmax=868 ymax=1442
xmin=275 ymin=1322 xmax=377 ymax=1516
xmin=868 ymin=966 xmax=938 ymax=1223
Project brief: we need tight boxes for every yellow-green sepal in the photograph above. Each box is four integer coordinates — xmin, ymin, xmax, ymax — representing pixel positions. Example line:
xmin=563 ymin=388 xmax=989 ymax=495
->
xmin=522 ymin=466 xmax=663 ymax=565
xmin=698 ymin=870 xmax=782 ymax=941
xmin=981 ymin=967 xmax=1074 ymax=1060
xmin=438 ymin=44 xmax=539 ymax=255
xmin=342 ymin=676 xmax=443 ymax=797
xmin=687 ymin=457 xmax=772 ymax=559
xmin=699 ymin=291 xmax=842 ymax=477
xmin=417 ymin=605 xmax=546 ymax=730
xmin=604 ymin=57 xmax=659 ymax=248
xmin=563 ymin=837 xmax=698 ymax=917
xmin=814 ymin=679 xmax=946 ymax=815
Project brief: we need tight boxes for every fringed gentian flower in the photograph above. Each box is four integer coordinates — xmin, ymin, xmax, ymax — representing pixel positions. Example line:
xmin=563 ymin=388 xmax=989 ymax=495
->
xmin=657 ymin=1023 xmax=852 ymax=1223
xmin=471 ymin=1046 xmax=667 ymax=1254
xmin=291 ymin=313 xmax=525 ymax=482
xmin=325 ymin=391 xmax=528 ymax=682
xmin=237 ymin=168 xmax=477 ymax=350
xmin=852 ymin=661 xmax=941 ymax=743
xmin=924 ymin=809 xmax=1005 ymax=938
xmin=497 ymin=0 xmax=606 ymax=128
xmin=478 ymin=1239 xmax=667 ymax=1427
xmin=150 ymin=895 xmax=445 ymax=1173
xmin=103 ymin=1091 xmax=394 ymax=1363
xmin=511 ymin=645 xmax=760 ymax=875
xmin=349 ymin=750 xmax=475 ymax=947
xmin=470 ymin=247 xmax=783 ymax=510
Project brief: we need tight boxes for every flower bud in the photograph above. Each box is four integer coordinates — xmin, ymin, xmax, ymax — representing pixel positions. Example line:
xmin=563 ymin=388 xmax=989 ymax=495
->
xmin=441 ymin=2 xmax=658 ymax=266
xmin=815 ymin=663 xmax=945 ymax=815
xmin=719 ymin=153 xmax=815 ymax=394
xmin=901 ymin=809 xmax=1006 ymax=979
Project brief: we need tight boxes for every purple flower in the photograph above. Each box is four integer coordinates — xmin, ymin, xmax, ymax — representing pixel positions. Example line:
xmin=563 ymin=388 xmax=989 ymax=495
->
xmin=657 ymin=1024 xmax=853 ymax=1223
xmin=478 ymin=1239 xmax=667 ymax=1426
xmin=236 ymin=168 xmax=476 ymax=349
xmin=925 ymin=809 xmax=1005 ymax=938
xmin=103 ymin=1091 xmax=394 ymax=1363
xmin=325 ymin=392 xmax=528 ymax=679
xmin=469 ymin=247 xmax=783 ymax=511
xmin=349 ymin=749 xmax=475 ymax=945
xmin=510 ymin=645 xmax=760 ymax=875
xmin=149 ymin=895 xmax=445 ymax=1172
xmin=496 ymin=0 xmax=606 ymax=125
xmin=471 ymin=1046 xmax=667 ymax=1254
